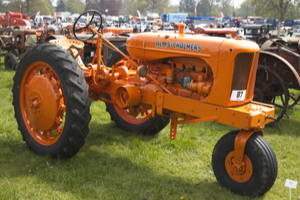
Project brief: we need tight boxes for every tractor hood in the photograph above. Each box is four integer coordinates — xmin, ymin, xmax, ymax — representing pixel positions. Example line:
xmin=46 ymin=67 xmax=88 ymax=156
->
xmin=126 ymin=33 xmax=260 ymax=62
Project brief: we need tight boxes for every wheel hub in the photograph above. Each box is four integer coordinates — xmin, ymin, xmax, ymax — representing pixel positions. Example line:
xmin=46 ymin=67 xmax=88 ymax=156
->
xmin=225 ymin=151 xmax=253 ymax=183
xmin=29 ymin=92 xmax=43 ymax=118
xmin=25 ymin=75 xmax=61 ymax=132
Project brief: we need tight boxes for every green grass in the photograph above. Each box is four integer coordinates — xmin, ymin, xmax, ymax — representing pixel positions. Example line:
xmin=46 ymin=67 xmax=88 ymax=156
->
xmin=0 ymin=51 xmax=300 ymax=200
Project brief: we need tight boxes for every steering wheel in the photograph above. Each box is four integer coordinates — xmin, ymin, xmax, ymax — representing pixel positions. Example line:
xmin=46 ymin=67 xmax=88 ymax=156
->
xmin=73 ymin=10 xmax=103 ymax=42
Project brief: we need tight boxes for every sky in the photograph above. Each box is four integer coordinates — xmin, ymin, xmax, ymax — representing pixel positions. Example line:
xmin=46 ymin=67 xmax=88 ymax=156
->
xmin=170 ymin=0 xmax=245 ymax=8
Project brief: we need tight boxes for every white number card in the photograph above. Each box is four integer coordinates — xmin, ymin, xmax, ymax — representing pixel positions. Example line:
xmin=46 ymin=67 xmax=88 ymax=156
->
xmin=285 ymin=179 xmax=297 ymax=189
xmin=230 ymin=90 xmax=246 ymax=101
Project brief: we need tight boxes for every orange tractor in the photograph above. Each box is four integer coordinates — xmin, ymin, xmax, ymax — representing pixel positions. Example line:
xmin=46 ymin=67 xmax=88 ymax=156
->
xmin=12 ymin=11 xmax=278 ymax=197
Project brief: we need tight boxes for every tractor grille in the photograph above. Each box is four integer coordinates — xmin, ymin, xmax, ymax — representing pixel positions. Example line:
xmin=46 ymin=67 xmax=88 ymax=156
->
xmin=231 ymin=53 xmax=254 ymax=91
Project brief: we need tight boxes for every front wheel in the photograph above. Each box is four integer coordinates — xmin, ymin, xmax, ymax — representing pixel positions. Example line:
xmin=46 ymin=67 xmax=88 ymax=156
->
xmin=212 ymin=130 xmax=277 ymax=197
xmin=12 ymin=43 xmax=92 ymax=158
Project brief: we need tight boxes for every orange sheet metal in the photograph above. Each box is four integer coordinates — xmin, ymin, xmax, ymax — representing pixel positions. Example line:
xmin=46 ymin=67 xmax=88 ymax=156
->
xmin=139 ymin=90 xmax=274 ymax=130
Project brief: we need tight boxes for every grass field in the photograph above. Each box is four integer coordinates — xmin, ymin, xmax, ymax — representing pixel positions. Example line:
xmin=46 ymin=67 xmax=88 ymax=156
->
xmin=0 ymin=51 xmax=300 ymax=200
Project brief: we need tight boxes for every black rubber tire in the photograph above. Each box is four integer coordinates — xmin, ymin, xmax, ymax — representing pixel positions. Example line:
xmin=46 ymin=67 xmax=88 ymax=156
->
xmin=4 ymin=52 xmax=18 ymax=70
xmin=105 ymin=94 xmax=169 ymax=135
xmin=39 ymin=29 xmax=55 ymax=43
xmin=12 ymin=43 xmax=92 ymax=158
xmin=106 ymin=45 xmax=128 ymax=67
xmin=212 ymin=130 xmax=277 ymax=197
xmin=105 ymin=46 xmax=169 ymax=135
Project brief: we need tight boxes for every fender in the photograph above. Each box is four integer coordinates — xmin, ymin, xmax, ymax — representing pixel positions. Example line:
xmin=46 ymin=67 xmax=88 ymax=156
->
xmin=259 ymin=50 xmax=300 ymax=89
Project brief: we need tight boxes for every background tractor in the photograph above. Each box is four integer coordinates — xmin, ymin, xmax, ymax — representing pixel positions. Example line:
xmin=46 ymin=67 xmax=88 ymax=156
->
xmin=12 ymin=10 xmax=278 ymax=198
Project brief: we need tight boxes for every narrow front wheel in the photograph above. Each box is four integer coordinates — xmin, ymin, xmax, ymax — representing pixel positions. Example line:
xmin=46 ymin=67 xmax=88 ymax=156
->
xmin=212 ymin=130 xmax=277 ymax=197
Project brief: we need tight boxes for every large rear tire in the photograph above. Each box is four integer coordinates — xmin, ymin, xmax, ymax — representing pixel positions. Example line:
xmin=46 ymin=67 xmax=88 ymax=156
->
xmin=105 ymin=94 xmax=170 ymax=135
xmin=105 ymin=46 xmax=169 ymax=135
xmin=12 ymin=43 xmax=92 ymax=158
xmin=212 ymin=130 xmax=277 ymax=197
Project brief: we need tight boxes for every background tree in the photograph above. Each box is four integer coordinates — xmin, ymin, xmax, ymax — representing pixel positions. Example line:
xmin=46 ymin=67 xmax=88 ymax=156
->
xmin=235 ymin=0 xmax=254 ymax=17
xmin=4 ymin=0 xmax=52 ymax=15
xmin=121 ymin=0 xmax=147 ymax=15
xmin=47 ymin=0 xmax=54 ymax=13
xmin=179 ymin=0 xmax=196 ymax=13
xmin=28 ymin=0 xmax=52 ymax=15
xmin=145 ymin=0 xmax=169 ymax=13
xmin=65 ymin=0 xmax=85 ymax=14
xmin=0 ymin=0 xmax=6 ymax=12
xmin=197 ymin=0 xmax=210 ymax=16
xmin=217 ymin=0 xmax=232 ymax=17
xmin=4 ymin=0 xmax=26 ymax=14
xmin=121 ymin=0 xmax=175 ymax=16
xmin=168 ymin=4 xmax=179 ymax=13
xmin=251 ymin=0 xmax=300 ymax=21
xmin=56 ymin=0 xmax=66 ymax=12
xmin=85 ymin=0 xmax=123 ymax=16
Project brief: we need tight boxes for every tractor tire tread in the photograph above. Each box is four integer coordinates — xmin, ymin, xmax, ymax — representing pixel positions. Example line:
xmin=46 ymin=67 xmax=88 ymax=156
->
xmin=39 ymin=29 xmax=55 ymax=44
xmin=12 ymin=43 xmax=91 ymax=158
xmin=4 ymin=52 xmax=18 ymax=70
xmin=212 ymin=130 xmax=277 ymax=197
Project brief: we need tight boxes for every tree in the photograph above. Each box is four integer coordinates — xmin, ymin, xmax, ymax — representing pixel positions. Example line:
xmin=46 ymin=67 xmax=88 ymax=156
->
xmin=145 ymin=0 xmax=169 ymax=13
xmin=179 ymin=0 xmax=196 ymax=13
xmin=3 ymin=0 xmax=51 ymax=16
xmin=198 ymin=0 xmax=210 ymax=16
xmin=47 ymin=0 xmax=54 ymax=13
xmin=0 ymin=0 xmax=5 ymax=12
xmin=29 ymin=0 xmax=52 ymax=15
xmin=4 ymin=0 xmax=26 ymax=14
xmin=217 ymin=0 xmax=232 ymax=17
xmin=85 ymin=0 xmax=123 ymax=16
xmin=65 ymin=0 xmax=85 ymax=14
xmin=121 ymin=0 xmax=147 ymax=16
xmin=56 ymin=0 xmax=66 ymax=12
xmin=251 ymin=0 xmax=299 ymax=21
xmin=235 ymin=0 xmax=254 ymax=17
xmin=168 ymin=4 xmax=179 ymax=13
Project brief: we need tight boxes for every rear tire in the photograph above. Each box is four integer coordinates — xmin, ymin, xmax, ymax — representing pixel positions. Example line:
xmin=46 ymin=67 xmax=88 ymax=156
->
xmin=105 ymin=47 xmax=169 ymax=134
xmin=105 ymin=94 xmax=169 ymax=135
xmin=106 ymin=45 xmax=128 ymax=67
xmin=4 ymin=52 xmax=17 ymax=70
xmin=12 ymin=43 xmax=92 ymax=158
xmin=212 ymin=130 xmax=277 ymax=197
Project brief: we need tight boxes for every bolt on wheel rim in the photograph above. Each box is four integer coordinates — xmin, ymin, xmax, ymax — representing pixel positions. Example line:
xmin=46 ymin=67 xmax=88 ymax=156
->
xmin=225 ymin=151 xmax=253 ymax=183
xmin=20 ymin=62 xmax=66 ymax=146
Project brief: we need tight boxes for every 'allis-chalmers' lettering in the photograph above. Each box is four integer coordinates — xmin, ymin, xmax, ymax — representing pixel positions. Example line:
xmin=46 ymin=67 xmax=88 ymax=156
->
xmin=155 ymin=41 xmax=202 ymax=53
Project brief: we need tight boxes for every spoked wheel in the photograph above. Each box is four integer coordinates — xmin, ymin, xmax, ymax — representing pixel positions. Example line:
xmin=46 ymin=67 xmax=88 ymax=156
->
xmin=61 ymin=25 xmax=73 ymax=39
xmin=254 ymin=64 xmax=289 ymax=122
xmin=4 ymin=52 xmax=18 ymax=70
xmin=288 ymin=91 xmax=300 ymax=108
xmin=39 ymin=28 xmax=55 ymax=43
xmin=73 ymin=10 xmax=102 ymax=42
xmin=105 ymin=94 xmax=169 ymax=135
xmin=212 ymin=130 xmax=277 ymax=197
xmin=12 ymin=43 xmax=91 ymax=158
